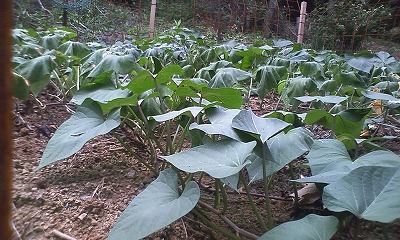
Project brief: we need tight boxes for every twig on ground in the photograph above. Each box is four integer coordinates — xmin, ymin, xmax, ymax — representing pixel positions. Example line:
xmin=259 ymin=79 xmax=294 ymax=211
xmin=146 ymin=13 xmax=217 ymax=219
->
xmin=199 ymin=182 xmax=293 ymax=202
xmin=51 ymin=229 xmax=77 ymax=240
xmin=197 ymin=201 xmax=259 ymax=240
xmin=11 ymin=203 xmax=22 ymax=240
xmin=36 ymin=0 xmax=54 ymax=17
xmin=181 ymin=218 xmax=188 ymax=239
xmin=91 ymin=177 xmax=105 ymax=198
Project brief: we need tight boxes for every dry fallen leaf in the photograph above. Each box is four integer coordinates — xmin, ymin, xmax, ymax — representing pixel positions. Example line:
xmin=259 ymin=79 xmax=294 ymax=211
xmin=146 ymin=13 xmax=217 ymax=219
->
xmin=290 ymin=183 xmax=321 ymax=205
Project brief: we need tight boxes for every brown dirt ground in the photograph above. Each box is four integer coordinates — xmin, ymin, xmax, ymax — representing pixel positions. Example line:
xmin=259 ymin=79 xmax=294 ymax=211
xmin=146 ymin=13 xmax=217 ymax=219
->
xmin=12 ymin=90 xmax=400 ymax=240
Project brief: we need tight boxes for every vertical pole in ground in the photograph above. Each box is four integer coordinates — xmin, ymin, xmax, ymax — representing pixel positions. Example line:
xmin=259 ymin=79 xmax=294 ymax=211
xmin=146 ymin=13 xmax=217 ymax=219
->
xmin=149 ymin=0 xmax=157 ymax=39
xmin=0 ymin=0 xmax=13 ymax=239
xmin=137 ymin=0 xmax=143 ymax=38
xmin=297 ymin=1 xmax=307 ymax=44
xmin=63 ymin=9 xmax=68 ymax=26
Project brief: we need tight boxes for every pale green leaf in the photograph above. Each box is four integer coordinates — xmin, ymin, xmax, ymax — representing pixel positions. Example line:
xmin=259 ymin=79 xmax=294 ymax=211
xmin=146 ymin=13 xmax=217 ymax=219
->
xmin=108 ymin=169 xmax=200 ymax=240
xmin=232 ymin=109 xmax=290 ymax=143
xmin=38 ymin=100 xmax=120 ymax=169
xmin=323 ymin=166 xmax=400 ymax=223
xmin=162 ymin=139 xmax=256 ymax=178
xmin=259 ymin=214 xmax=338 ymax=240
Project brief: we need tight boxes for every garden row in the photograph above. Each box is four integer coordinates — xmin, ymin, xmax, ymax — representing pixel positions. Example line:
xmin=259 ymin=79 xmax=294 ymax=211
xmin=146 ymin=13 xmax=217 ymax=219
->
xmin=13 ymin=25 xmax=400 ymax=239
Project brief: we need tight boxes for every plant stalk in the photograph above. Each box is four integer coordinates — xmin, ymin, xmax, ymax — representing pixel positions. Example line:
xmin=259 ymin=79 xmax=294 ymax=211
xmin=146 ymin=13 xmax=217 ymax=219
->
xmin=239 ymin=170 xmax=268 ymax=231
xmin=288 ymin=162 xmax=299 ymax=210
xmin=112 ymin=133 xmax=158 ymax=175
xmin=261 ymin=144 xmax=273 ymax=229
xmin=192 ymin=208 xmax=241 ymax=240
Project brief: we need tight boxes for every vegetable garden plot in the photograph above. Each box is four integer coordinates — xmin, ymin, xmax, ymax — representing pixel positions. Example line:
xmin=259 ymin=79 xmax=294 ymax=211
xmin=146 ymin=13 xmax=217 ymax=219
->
xmin=12 ymin=26 xmax=400 ymax=239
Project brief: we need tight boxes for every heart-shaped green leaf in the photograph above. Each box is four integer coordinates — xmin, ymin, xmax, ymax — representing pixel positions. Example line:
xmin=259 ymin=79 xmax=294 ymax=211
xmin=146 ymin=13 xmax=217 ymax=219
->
xmin=72 ymin=85 xmax=131 ymax=105
xmin=362 ymin=90 xmax=399 ymax=101
xmin=295 ymin=95 xmax=348 ymax=104
xmin=108 ymin=169 xmax=200 ymax=240
xmin=14 ymin=55 xmax=56 ymax=96
xmin=232 ymin=109 xmax=290 ymax=143
xmin=38 ymin=100 xmax=120 ymax=169
xmin=58 ymin=41 xmax=91 ymax=58
xmin=201 ymin=87 xmax=243 ymax=109
xmin=208 ymin=67 xmax=251 ymax=88
xmin=247 ymin=128 xmax=314 ymax=182
xmin=87 ymin=54 xmax=136 ymax=78
xmin=189 ymin=107 xmax=241 ymax=141
xmin=162 ymin=139 xmax=256 ymax=178
xmin=323 ymin=166 xmax=400 ymax=223
xmin=306 ymin=139 xmax=352 ymax=175
xmin=255 ymin=65 xmax=287 ymax=99
xmin=259 ymin=214 xmax=338 ymax=240
xmin=149 ymin=107 xmax=203 ymax=122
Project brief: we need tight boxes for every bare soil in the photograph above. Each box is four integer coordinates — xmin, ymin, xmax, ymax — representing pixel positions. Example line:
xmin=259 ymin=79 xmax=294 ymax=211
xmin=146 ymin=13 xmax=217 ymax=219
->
xmin=12 ymin=90 xmax=400 ymax=240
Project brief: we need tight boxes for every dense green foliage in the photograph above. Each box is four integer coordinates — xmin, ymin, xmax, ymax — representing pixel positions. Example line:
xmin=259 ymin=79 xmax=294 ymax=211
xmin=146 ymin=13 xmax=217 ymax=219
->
xmin=308 ymin=0 xmax=394 ymax=50
xmin=13 ymin=24 xmax=400 ymax=239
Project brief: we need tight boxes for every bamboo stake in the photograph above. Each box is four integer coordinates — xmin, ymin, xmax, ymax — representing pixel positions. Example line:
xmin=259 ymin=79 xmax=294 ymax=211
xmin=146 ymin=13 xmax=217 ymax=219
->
xmin=149 ymin=0 xmax=157 ymax=39
xmin=297 ymin=1 xmax=307 ymax=44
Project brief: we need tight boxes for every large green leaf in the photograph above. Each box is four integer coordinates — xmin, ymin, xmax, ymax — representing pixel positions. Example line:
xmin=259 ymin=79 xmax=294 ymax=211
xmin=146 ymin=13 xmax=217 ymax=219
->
xmin=295 ymin=95 xmax=348 ymax=104
xmin=259 ymin=214 xmax=338 ymax=240
xmin=306 ymin=139 xmax=352 ymax=175
xmin=362 ymin=90 xmax=399 ymax=101
xmin=299 ymin=61 xmax=323 ymax=77
xmin=126 ymin=70 xmax=154 ymax=94
xmin=72 ymin=85 xmax=131 ymax=105
xmin=58 ymin=41 xmax=91 ymax=58
xmin=323 ymin=166 xmax=400 ymax=223
xmin=108 ymin=169 xmax=200 ymax=240
xmin=247 ymin=128 xmax=314 ymax=183
xmin=347 ymin=56 xmax=374 ymax=73
xmin=14 ymin=55 xmax=56 ymax=96
xmin=281 ymin=76 xmax=317 ymax=107
xmin=298 ymin=139 xmax=400 ymax=184
xmin=149 ymin=107 xmax=203 ymax=122
xmin=334 ymin=71 xmax=365 ymax=88
xmin=87 ymin=54 xmax=136 ymax=78
xmin=155 ymin=65 xmax=185 ymax=84
xmin=232 ymin=109 xmax=290 ymax=143
xmin=13 ymin=72 xmax=30 ymax=100
xmin=40 ymin=34 xmax=63 ymax=50
xmin=189 ymin=107 xmax=241 ymax=141
xmin=255 ymin=65 xmax=287 ymax=99
xmin=162 ymin=139 xmax=256 ymax=178
xmin=201 ymin=87 xmax=243 ymax=109
xmin=208 ymin=67 xmax=251 ymax=88
xmin=374 ymin=51 xmax=400 ymax=73
xmin=38 ymin=100 xmax=121 ymax=169
xmin=268 ymin=127 xmax=314 ymax=164
xmin=304 ymin=108 xmax=370 ymax=138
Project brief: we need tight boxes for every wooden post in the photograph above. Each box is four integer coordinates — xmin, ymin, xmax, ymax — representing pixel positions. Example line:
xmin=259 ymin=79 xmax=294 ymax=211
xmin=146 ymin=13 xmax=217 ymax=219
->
xmin=63 ymin=9 xmax=68 ymax=26
xmin=0 ymin=0 xmax=13 ymax=239
xmin=297 ymin=1 xmax=307 ymax=44
xmin=149 ymin=0 xmax=157 ymax=39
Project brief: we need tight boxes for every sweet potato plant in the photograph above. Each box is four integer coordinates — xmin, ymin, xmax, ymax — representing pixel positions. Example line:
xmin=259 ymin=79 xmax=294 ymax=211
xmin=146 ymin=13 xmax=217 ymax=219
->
xmin=13 ymin=25 xmax=400 ymax=239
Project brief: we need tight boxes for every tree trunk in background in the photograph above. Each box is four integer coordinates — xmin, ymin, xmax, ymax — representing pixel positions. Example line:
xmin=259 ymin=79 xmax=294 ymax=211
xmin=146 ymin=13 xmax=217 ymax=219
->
xmin=263 ymin=0 xmax=279 ymax=37
xmin=0 ymin=0 xmax=13 ymax=239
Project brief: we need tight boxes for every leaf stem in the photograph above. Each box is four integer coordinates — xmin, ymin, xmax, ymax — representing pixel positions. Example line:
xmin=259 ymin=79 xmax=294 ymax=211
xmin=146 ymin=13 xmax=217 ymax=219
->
xmin=288 ymin=162 xmax=299 ymax=210
xmin=191 ymin=208 xmax=242 ymax=240
xmin=261 ymin=144 xmax=273 ymax=229
xmin=216 ymin=179 xmax=228 ymax=214
xmin=195 ymin=203 xmax=259 ymax=240
xmin=239 ymin=170 xmax=268 ymax=231
xmin=112 ymin=133 xmax=158 ymax=175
